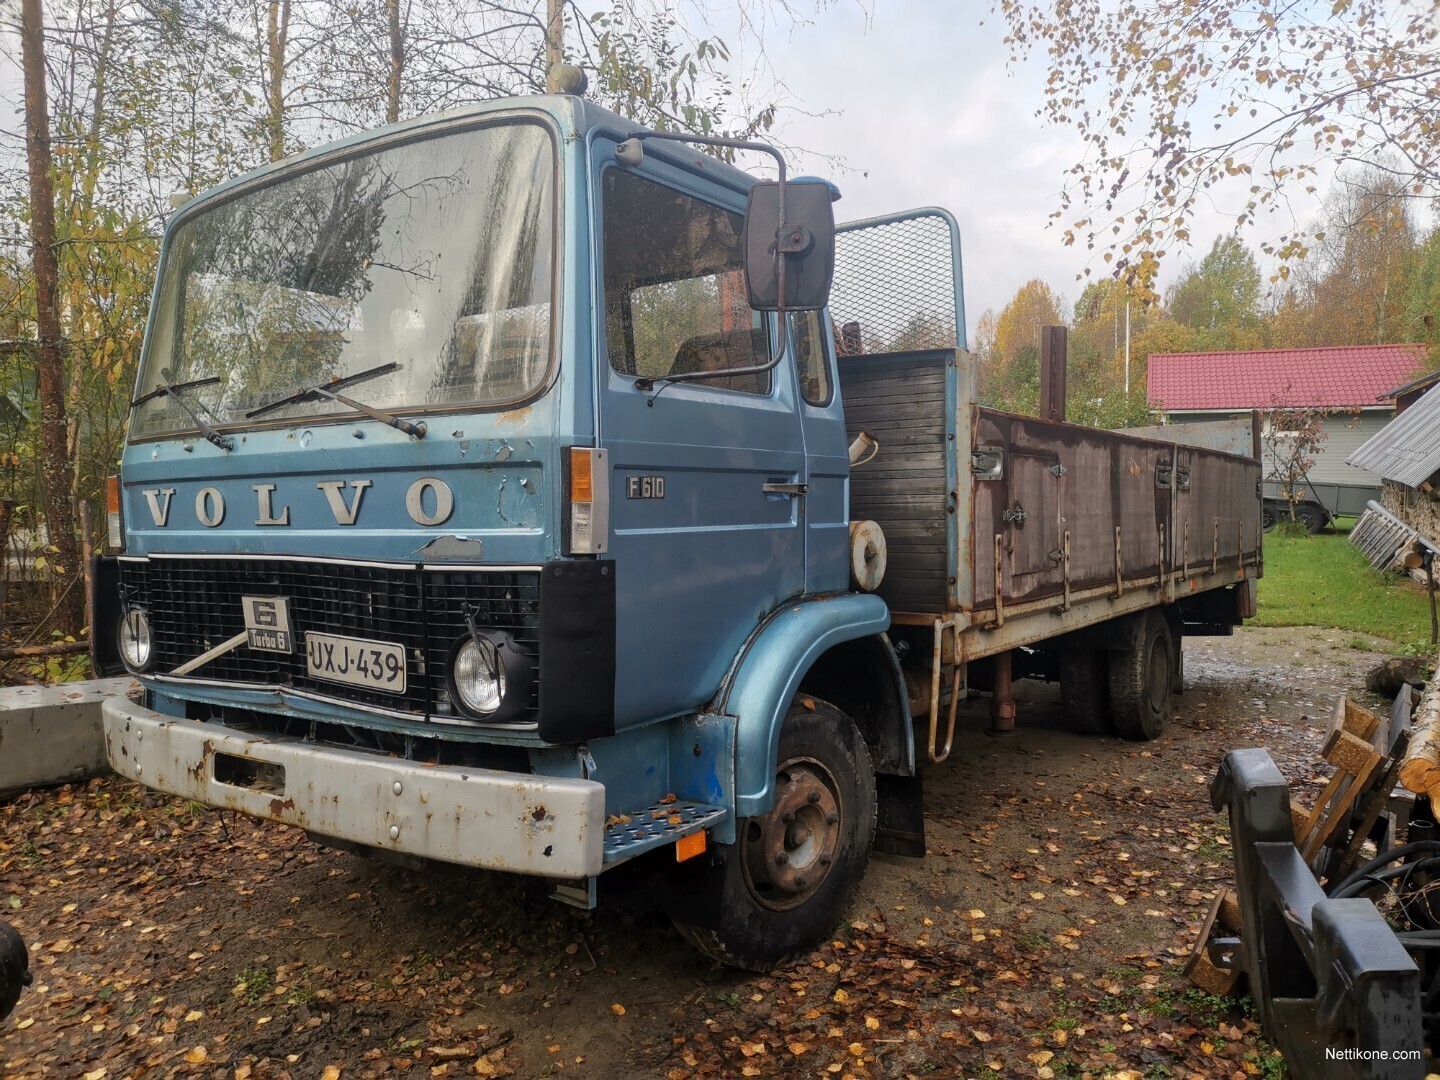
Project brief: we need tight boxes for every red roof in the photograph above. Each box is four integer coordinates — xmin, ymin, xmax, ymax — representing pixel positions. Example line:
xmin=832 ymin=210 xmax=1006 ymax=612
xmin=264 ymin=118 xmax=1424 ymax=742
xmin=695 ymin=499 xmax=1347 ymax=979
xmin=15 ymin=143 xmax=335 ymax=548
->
xmin=1148 ymin=344 xmax=1428 ymax=411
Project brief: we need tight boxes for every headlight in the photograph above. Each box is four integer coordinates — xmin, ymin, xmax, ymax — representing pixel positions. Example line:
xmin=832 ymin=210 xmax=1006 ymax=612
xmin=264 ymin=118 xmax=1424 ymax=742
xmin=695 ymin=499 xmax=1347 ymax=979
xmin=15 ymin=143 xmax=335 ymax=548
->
xmin=118 ymin=609 xmax=152 ymax=671
xmin=453 ymin=636 xmax=506 ymax=717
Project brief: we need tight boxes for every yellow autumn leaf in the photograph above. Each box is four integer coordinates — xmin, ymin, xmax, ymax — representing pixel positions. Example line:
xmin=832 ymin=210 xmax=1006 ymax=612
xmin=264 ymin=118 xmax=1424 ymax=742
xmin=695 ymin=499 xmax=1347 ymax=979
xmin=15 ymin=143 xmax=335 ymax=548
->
xmin=184 ymin=1047 xmax=209 ymax=1064
xmin=610 ymin=1003 xmax=626 ymax=1016
xmin=322 ymin=1067 xmax=342 ymax=1080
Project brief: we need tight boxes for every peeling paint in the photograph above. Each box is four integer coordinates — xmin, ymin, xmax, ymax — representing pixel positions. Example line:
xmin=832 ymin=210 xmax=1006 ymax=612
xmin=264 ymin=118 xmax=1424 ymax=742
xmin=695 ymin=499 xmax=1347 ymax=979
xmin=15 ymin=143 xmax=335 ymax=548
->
xmin=414 ymin=535 xmax=485 ymax=559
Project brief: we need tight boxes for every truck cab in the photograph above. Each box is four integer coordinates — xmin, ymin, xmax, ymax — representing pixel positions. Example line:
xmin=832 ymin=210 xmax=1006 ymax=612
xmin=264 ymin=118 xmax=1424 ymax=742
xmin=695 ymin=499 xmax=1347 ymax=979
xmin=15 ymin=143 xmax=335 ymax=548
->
xmin=95 ymin=94 xmax=908 ymax=970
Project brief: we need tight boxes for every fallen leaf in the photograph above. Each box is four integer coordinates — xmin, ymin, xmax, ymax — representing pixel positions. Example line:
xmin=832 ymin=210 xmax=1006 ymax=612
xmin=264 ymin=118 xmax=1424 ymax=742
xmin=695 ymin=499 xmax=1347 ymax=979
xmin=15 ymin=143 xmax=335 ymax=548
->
xmin=610 ymin=1004 xmax=626 ymax=1016
xmin=184 ymin=1047 xmax=209 ymax=1065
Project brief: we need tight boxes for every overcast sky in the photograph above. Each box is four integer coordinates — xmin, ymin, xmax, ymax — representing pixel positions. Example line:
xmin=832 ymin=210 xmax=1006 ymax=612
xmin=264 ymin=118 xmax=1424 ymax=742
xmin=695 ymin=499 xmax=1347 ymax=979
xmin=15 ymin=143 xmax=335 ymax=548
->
xmin=740 ymin=0 xmax=1333 ymax=339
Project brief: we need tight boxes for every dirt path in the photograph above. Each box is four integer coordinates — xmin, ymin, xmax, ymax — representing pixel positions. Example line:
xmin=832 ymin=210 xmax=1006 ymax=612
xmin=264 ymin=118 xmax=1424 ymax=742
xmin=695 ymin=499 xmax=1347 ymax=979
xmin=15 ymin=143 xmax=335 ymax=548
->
xmin=0 ymin=627 xmax=1399 ymax=1079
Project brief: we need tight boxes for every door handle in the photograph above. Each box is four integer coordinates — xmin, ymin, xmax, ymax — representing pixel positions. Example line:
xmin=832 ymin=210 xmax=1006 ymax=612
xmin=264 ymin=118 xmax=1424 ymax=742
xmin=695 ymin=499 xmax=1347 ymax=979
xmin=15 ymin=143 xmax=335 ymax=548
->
xmin=762 ymin=482 xmax=809 ymax=496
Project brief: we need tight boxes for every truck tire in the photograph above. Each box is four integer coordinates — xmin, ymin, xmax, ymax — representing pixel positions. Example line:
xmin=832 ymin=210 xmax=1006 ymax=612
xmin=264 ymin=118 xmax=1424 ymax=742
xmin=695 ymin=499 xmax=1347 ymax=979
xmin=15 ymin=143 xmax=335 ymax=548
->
xmin=1060 ymin=649 xmax=1114 ymax=734
xmin=0 ymin=919 xmax=30 ymax=1021
xmin=1294 ymin=502 xmax=1325 ymax=534
xmin=1261 ymin=503 xmax=1278 ymax=532
xmin=674 ymin=698 xmax=876 ymax=971
xmin=1108 ymin=610 xmax=1174 ymax=741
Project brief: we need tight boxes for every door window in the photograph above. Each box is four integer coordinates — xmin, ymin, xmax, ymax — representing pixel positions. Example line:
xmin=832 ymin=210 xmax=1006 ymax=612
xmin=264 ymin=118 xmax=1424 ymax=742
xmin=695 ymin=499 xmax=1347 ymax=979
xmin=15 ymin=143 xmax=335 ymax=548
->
xmin=602 ymin=169 xmax=771 ymax=394
xmin=790 ymin=311 xmax=832 ymax=405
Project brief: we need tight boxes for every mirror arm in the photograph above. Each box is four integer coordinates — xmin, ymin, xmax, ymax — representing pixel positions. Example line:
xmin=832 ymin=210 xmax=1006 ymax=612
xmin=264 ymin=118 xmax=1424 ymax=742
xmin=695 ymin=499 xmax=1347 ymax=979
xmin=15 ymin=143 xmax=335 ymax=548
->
xmin=622 ymin=130 xmax=792 ymax=378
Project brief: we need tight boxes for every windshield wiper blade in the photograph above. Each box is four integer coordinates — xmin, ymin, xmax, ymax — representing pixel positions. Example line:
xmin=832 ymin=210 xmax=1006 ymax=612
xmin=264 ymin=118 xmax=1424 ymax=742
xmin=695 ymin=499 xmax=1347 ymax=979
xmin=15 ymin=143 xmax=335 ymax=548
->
xmin=132 ymin=369 xmax=233 ymax=451
xmin=245 ymin=362 xmax=426 ymax=439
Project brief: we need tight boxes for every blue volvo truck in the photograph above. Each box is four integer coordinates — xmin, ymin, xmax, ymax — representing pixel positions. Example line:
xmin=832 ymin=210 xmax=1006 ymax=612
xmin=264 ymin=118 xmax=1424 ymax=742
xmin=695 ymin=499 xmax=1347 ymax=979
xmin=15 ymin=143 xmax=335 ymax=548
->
xmin=93 ymin=89 xmax=1263 ymax=969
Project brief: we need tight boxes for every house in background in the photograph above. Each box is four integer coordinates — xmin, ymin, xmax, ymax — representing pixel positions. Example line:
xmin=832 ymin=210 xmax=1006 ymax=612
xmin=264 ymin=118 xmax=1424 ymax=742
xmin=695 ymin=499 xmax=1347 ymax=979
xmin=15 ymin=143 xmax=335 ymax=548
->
xmin=1148 ymin=344 xmax=1427 ymax=530
xmin=1347 ymin=377 xmax=1440 ymax=550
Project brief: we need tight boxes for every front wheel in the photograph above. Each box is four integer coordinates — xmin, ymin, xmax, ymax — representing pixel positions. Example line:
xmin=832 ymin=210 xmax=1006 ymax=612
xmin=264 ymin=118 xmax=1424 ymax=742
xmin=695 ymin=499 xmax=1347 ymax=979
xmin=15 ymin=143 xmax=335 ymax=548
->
xmin=674 ymin=698 xmax=876 ymax=971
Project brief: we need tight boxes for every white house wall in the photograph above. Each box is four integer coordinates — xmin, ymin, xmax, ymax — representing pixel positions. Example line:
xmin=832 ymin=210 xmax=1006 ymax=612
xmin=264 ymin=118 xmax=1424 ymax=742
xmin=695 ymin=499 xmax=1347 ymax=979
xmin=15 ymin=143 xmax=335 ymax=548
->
xmin=1167 ymin=409 xmax=1388 ymax=488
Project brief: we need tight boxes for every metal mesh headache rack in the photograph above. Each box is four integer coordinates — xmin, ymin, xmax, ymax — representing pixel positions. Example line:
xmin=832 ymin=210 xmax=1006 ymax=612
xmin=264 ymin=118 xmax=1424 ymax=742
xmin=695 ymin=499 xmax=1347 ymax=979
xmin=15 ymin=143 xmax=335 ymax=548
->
xmin=832 ymin=210 xmax=964 ymax=356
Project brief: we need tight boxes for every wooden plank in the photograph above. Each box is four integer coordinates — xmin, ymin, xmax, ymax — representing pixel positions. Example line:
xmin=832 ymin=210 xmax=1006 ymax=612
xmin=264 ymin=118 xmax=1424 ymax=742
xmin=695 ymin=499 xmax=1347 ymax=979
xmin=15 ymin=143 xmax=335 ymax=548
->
xmin=1334 ymin=731 xmax=1410 ymax=883
xmin=1184 ymin=889 xmax=1240 ymax=995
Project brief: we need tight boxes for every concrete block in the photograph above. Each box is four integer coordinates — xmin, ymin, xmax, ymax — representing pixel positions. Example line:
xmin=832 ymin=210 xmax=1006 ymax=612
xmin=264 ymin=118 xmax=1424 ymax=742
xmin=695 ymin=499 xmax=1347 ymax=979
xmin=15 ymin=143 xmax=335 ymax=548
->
xmin=0 ymin=677 xmax=137 ymax=797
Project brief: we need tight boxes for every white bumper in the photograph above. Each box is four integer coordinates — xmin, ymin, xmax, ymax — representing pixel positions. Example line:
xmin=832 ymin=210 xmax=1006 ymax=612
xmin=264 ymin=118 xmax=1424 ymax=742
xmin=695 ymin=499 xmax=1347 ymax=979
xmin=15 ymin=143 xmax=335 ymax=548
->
xmin=102 ymin=695 xmax=605 ymax=878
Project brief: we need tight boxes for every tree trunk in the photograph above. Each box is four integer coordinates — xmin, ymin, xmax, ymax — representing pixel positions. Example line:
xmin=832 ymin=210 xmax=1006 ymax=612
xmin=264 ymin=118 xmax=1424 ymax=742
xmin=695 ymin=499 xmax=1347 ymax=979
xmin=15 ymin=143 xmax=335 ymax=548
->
xmin=544 ymin=0 xmax=563 ymax=91
xmin=21 ymin=0 xmax=83 ymax=637
xmin=386 ymin=0 xmax=403 ymax=124
xmin=266 ymin=0 xmax=291 ymax=161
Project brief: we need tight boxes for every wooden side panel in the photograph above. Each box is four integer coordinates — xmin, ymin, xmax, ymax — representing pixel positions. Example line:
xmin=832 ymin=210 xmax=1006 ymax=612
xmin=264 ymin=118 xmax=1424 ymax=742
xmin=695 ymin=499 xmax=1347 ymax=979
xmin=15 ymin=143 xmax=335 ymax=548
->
xmin=970 ymin=409 xmax=1261 ymax=612
xmin=838 ymin=353 xmax=950 ymax=613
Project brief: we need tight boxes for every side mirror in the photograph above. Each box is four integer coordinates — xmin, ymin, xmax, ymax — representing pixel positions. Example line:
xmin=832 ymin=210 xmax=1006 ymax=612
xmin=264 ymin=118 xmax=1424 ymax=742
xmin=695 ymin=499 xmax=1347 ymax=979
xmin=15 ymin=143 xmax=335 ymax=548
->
xmin=743 ymin=179 xmax=835 ymax=312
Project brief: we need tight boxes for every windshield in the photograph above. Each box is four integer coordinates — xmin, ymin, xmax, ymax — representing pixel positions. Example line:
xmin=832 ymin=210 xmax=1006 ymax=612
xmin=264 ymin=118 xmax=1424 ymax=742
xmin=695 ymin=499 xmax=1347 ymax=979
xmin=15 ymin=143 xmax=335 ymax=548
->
xmin=132 ymin=120 xmax=555 ymax=439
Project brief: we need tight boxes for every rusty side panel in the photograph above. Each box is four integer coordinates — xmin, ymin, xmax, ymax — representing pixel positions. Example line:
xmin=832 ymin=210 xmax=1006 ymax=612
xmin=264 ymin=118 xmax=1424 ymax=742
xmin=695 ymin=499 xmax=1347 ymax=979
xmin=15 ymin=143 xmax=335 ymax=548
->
xmin=969 ymin=409 xmax=1260 ymax=614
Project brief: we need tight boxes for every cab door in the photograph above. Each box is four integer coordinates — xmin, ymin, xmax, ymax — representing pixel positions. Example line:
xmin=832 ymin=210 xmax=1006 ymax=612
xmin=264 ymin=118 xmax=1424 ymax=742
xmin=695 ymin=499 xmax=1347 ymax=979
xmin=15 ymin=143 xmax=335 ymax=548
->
xmin=594 ymin=152 xmax=807 ymax=728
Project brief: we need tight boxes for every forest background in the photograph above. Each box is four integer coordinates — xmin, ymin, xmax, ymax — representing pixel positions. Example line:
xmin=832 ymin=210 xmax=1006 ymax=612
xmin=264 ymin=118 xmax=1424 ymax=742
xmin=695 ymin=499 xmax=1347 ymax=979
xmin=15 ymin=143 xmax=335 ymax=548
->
xmin=1 ymin=0 xmax=1437 ymax=658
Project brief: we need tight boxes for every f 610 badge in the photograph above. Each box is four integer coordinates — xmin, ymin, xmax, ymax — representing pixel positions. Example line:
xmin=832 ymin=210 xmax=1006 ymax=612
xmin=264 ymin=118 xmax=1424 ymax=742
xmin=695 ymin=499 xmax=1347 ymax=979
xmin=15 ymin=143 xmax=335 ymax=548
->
xmin=626 ymin=475 xmax=665 ymax=499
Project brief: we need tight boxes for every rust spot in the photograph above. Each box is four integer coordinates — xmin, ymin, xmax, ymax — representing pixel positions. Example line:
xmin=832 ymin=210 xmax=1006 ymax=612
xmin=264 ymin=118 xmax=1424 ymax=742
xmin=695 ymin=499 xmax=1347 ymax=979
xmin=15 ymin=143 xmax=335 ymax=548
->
xmin=530 ymin=805 xmax=548 ymax=823
xmin=268 ymin=797 xmax=296 ymax=816
xmin=497 ymin=405 xmax=532 ymax=425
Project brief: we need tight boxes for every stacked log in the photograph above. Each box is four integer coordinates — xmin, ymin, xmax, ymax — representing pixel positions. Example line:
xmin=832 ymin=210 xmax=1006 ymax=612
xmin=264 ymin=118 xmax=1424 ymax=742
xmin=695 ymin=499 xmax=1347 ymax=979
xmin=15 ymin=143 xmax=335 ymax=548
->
xmin=1400 ymin=667 xmax=1440 ymax=800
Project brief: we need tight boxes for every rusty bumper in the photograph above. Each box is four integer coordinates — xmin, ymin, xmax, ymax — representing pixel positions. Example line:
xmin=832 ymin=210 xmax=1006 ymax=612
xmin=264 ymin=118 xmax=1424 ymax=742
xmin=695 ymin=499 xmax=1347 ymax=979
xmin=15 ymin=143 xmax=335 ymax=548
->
xmin=102 ymin=696 xmax=605 ymax=878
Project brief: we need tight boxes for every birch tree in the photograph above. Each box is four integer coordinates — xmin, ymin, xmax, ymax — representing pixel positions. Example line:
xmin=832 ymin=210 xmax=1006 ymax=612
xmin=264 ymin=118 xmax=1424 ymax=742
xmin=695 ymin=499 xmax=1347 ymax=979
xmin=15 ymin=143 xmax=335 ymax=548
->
xmin=993 ymin=0 xmax=1440 ymax=290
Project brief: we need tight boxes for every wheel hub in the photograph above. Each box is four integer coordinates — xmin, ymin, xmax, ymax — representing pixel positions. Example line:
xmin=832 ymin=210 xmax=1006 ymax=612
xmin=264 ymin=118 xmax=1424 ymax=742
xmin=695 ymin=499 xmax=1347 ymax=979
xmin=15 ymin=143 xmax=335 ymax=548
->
xmin=741 ymin=759 xmax=842 ymax=910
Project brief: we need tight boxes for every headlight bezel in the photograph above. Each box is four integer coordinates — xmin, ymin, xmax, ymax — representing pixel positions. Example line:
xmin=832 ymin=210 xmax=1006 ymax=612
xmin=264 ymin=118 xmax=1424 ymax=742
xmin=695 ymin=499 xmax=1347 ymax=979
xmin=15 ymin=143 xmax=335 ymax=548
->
xmin=448 ymin=630 xmax=535 ymax=723
xmin=118 ymin=608 xmax=153 ymax=672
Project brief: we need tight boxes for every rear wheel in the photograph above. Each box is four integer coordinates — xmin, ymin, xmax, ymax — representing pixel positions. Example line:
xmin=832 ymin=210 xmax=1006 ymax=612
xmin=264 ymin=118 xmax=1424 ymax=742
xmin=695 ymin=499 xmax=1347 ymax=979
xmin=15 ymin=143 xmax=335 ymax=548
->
xmin=1294 ymin=502 xmax=1326 ymax=534
xmin=674 ymin=698 xmax=876 ymax=971
xmin=1109 ymin=610 xmax=1174 ymax=741
xmin=1261 ymin=503 xmax=1278 ymax=532
xmin=1060 ymin=649 xmax=1113 ymax=734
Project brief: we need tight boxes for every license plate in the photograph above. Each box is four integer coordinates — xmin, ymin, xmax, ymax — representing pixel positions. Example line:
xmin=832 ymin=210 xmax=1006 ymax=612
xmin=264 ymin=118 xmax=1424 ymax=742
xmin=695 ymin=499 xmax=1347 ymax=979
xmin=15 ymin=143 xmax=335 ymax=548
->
xmin=304 ymin=632 xmax=406 ymax=694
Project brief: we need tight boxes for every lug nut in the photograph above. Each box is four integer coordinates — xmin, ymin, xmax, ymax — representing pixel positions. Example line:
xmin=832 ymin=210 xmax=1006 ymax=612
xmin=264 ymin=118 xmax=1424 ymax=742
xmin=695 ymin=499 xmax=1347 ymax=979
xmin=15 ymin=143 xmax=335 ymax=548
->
xmin=775 ymin=851 xmax=789 ymax=865
xmin=794 ymin=876 xmax=808 ymax=889
xmin=825 ymin=813 xmax=838 ymax=825
xmin=781 ymin=810 xmax=794 ymax=824
xmin=807 ymin=790 xmax=821 ymax=804
xmin=819 ymin=854 xmax=832 ymax=866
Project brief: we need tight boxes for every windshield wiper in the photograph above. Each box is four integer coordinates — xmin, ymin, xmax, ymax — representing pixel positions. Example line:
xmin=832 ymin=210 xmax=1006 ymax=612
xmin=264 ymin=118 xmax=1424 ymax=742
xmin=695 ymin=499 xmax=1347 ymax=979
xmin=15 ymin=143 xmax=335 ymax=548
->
xmin=132 ymin=369 xmax=234 ymax=451
xmin=245 ymin=362 xmax=427 ymax=439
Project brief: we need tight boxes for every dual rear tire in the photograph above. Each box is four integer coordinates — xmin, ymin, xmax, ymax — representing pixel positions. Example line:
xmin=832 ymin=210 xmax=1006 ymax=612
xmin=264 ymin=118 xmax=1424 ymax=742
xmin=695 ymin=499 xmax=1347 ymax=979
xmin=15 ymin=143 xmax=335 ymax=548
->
xmin=1062 ymin=609 xmax=1176 ymax=742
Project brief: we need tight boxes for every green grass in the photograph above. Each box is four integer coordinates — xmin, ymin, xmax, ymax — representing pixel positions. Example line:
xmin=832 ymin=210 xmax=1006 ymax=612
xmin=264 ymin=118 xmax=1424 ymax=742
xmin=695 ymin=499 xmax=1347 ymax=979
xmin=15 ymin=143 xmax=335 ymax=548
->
xmin=1254 ymin=519 xmax=1434 ymax=650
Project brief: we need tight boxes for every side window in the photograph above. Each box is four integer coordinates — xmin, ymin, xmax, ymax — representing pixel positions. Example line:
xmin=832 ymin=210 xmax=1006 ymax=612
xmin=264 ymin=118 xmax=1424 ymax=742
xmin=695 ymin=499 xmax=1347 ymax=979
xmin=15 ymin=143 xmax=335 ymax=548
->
xmin=790 ymin=310 xmax=832 ymax=405
xmin=602 ymin=169 xmax=771 ymax=394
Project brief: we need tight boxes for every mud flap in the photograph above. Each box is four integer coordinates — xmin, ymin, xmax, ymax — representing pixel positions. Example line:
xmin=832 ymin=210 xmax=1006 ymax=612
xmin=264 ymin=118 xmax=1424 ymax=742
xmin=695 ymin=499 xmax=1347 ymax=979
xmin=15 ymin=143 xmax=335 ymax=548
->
xmin=874 ymin=773 xmax=925 ymax=857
